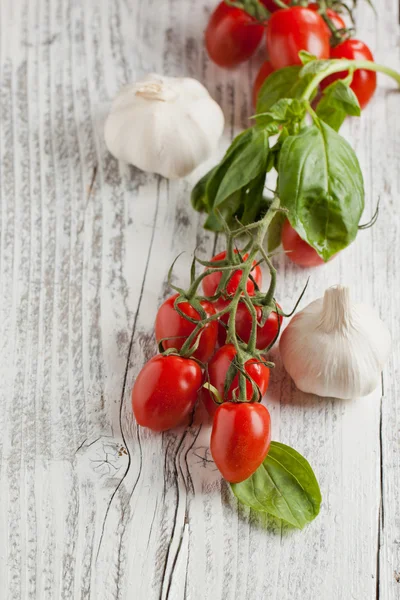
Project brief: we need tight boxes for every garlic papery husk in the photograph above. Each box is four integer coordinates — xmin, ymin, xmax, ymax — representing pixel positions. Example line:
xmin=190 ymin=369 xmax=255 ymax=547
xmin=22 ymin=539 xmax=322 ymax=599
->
xmin=104 ymin=74 xmax=225 ymax=179
xmin=279 ymin=286 xmax=391 ymax=400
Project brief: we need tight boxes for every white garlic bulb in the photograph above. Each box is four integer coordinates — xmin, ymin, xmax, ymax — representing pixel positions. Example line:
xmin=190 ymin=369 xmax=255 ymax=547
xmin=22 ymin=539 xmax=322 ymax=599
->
xmin=104 ymin=73 xmax=225 ymax=179
xmin=279 ymin=286 xmax=391 ymax=400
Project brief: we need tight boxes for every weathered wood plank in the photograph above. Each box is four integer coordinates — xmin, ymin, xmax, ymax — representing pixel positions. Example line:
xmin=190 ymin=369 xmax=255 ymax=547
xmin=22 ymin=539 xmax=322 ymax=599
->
xmin=0 ymin=0 xmax=399 ymax=598
xmin=371 ymin=3 xmax=400 ymax=599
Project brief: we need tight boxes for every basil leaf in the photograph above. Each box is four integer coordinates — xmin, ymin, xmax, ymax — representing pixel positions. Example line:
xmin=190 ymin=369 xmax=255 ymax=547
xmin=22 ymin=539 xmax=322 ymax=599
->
xmin=191 ymin=165 xmax=218 ymax=212
xmin=240 ymin=173 xmax=268 ymax=225
xmin=278 ymin=120 xmax=364 ymax=261
xmin=214 ymin=128 xmax=269 ymax=208
xmin=299 ymin=50 xmax=317 ymax=65
xmin=203 ymin=189 xmax=242 ymax=231
xmin=267 ymin=210 xmax=286 ymax=252
xmin=316 ymin=79 xmax=361 ymax=131
xmin=256 ymin=98 xmax=307 ymax=129
xmin=205 ymin=175 xmax=268 ymax=232
xmin=299 ymin=58 xmax=331 ymax=78
xmin=256 ymin=66 xmax=315 ymax=115
xmin=191 ymin=128 xmax=256 ymax=217
xmin=200 ymin=127 xmax=269 ymax=231
xmin=207 ymin=129 xmax=255 ymax=205
xmin=231 ymin=441 xmax=321 ymax=529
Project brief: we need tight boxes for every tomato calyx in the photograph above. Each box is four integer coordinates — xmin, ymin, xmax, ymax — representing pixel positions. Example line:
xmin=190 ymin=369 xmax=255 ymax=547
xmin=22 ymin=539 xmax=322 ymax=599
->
xmin=224 ymin=350 xmax=272 ymax=402
xmin=224 ymin=0 xmax=270 ymax=21
xmin=155 ymin=291 xmax=213 ymax=363
xmin=202 ymin=343 xmax=272 ymax=413
xmin=307 ymin=3 xmax=353 ymax=46
xmin=158 ymin=343 xmax=206 ymax=369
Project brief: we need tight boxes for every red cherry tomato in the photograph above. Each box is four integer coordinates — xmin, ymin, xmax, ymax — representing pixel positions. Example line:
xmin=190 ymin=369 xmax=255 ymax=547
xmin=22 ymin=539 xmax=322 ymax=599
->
xmin=216 ymin=297 xmax=283 ymax=349
xmin=322 ymin=39 xmax=377 ymax=109
xmin=253 ymin=60 xmax=274 ymax=108
xmin=205 ymin=2 xmax=264 ymax=68
xmin=155 ymin=294 xmax=217 ymax=363
xmin=281 ymin=219 xmax=326 ymax=267
xmin=266 ymin=7 xmax=330 ymax=70
xmin=202 ymin=250 xmax=262 ymax=298
xmin=132 ymin=355 xmax=202 ymax=431
xmin=201 ymin=344 xmax=270 ymax=417
xmin=308 ymin=3 xmax=345 ymax=34
xmin=261 ymin=0 xmax=290 ymax=12
xmin=211 ymin=402 xmax=271 ymax=482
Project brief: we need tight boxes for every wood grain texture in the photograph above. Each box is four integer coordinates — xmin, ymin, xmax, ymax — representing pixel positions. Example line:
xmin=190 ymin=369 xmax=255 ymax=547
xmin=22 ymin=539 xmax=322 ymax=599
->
xmin=0 ymin=0 xmax=399 ymax=598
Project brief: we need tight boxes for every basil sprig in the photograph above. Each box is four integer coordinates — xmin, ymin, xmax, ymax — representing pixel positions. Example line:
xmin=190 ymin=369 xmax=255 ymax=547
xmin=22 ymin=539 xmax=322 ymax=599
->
xmin=191 ymin=127 xmax=270 ymax=231
xmin=191 ymin=57 xmax=371 ymax=261
xmin=316 ymin=78 xmax=361 ymax=131
xmin=231 ymin=441 xmax=321 ymax=528
xmin=278 ymin=119 xmax=364 ymax=261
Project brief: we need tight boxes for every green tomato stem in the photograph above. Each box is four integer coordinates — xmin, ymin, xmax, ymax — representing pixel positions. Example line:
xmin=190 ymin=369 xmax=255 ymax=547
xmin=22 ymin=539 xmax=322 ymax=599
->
xmin=179 ymin=295 xmax=234 ymax=355
xmin=171 ymin=198 xmax=281 ymax=402
xmin=301 ymin=59 xmax=400 ymax=102
xmin=260 ymin=251 xmax=277 ymax=308
xmin=243 ymin=291 xmax=258 ymax=355
xmin=225 ymin=197 xmax=280 ymax=400
xmin=272 ymin=0 xmax=289 ymax=8
xmin=305 ymin=102 xmax=320 ymax=124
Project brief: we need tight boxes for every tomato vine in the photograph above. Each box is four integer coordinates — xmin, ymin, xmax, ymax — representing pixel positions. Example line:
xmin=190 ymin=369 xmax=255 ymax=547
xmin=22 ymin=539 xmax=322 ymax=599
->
xmin=132 ymin=190 xmax=320 ymax=524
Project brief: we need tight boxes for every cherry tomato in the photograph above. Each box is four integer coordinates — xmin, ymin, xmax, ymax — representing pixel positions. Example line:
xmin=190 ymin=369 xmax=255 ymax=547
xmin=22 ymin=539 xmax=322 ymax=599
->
xmin=216 ymin=297 xmax=283 ymax=349
xmin=155 ymin=294 xmax=217 ymax=363
xmin=211 ymin=402 xmax=271 ymax=482
xmin=308 ymin=3 xmax=346 ymax=34
xmin=132 ymin=355 xmax=202 ymax=431
xmin=261 ymin=0 xmax=290 ymax=12
xmin=266 ymin=7 xmax=330 ymax=70
xmin=205 ymin=2 xmax=264 ymax=68
xmin=201 ymin=344 xmax=270 ymax=417
xmin=202 ymin=250 xmax=262 ymax=298
xmin=253 ymin=60 xmax=274 ymax=109
xmin=322 ymin=39 xmax=377 ymax=109
xmin=281 ymin=219 xmax=326 ymax=267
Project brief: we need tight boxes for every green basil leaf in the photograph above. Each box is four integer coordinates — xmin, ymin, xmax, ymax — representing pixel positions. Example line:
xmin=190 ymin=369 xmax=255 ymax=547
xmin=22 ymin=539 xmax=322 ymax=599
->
xmin=278 ymin=120 xmax=364 ymax=260
xmin=316 ymin=79 xmax=361 ymax=131
xmin=203 ymin=211 xmax=224 ymax=232
xmin=256 ymin=66 xmax=315 ymax=116
xmin=256 ymin=98 xmax=307 ymax=129
xmin=207 ymin=129 xmax=255 ymax=206
xmin=192 ymin=128 xmax=256 ymax=217
xmin=191 ymin=165 xmax=218 ymax=213
xmin=240 ymin=173 xmax=268 ymax=226
xmin=231 ymin=441 xmax=321 ymax=529
xmin=203 ymin=189 xmax=243 ymax=232
xmin=193 ymin=127 xmax=270 ymax=231
xmin=299 ymin=58 xmax=332 ymax=78
xmin=205 ymin=174 xmax=268 ymax=232
xmin=267 ymin=210 xmax=286 ymax=252
xmin=299 ymin=50 xmax=317 ymax=65
xmin=214 ymin=128 xmax=269 ymax=208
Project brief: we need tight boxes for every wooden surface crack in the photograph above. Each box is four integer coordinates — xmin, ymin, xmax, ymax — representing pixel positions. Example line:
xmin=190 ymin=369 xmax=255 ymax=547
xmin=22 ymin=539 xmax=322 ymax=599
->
xmin=96 ymin=181 xmax=161 ymax=562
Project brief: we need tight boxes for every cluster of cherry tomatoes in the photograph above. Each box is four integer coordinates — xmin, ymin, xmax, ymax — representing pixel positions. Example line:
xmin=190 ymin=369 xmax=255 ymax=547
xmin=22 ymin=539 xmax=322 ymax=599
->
xmin=205 ymin=1 xmax=377 ymax=111
xmin=132 ymin=249 xmax=282 ymax=483
xmin=205 ymin=0 xmax=378 ymax=268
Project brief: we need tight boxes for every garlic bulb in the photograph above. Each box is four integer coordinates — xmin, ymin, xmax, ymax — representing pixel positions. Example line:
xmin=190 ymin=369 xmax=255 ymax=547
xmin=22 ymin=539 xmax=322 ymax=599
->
xmin=104 ymin=74 xmax=225 ymax=179
xmin=279 ymin=286 xmax=391 ymax=400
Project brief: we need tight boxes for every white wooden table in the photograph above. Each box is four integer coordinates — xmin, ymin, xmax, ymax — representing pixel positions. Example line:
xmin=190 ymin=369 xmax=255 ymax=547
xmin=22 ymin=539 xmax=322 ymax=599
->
xmin=0 ymin=1 xmax=399 ymax=598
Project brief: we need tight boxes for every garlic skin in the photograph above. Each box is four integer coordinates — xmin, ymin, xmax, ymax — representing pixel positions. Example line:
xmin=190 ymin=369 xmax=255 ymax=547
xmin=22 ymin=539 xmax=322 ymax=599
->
xmin=279 ymin=286 xmax=391 ymax=400
xmin=104 ymin=74 xmax=225 ymax=179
